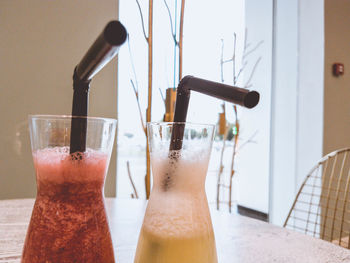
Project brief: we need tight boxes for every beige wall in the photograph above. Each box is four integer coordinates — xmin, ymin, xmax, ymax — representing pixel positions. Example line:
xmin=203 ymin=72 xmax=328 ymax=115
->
xmin=322 ymin=0 xmax=350 ymax=239
xmin=0 ymin=0 xmax=119 ymax=199
xmin=324 ymin=0 xmax=350 ymax=155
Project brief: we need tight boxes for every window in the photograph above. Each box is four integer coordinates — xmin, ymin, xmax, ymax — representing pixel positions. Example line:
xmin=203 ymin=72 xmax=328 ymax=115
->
xmin=117 ymin=0 xmax=246 ymax=202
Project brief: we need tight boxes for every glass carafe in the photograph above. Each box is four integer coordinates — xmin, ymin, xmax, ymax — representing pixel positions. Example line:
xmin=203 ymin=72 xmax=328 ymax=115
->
xmin=22 ymin=115 xmax=116 ymax=263
xmin=134 ymin=122 xmax=218 ymax=263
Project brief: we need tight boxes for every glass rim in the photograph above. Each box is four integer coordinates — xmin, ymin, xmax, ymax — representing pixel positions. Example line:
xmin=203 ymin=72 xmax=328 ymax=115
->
xmin=28 ymin=114 xmax=117 ymax=124
xmin=147 ymin=121 xmax=215 ymax=129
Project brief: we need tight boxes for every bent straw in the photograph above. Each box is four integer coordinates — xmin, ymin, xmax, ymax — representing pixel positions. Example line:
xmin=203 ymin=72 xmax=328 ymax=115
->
xmin=70 ymin=21 xmax=127 ymax=154
xmin=170 ymin=75 xmax=259 ymax=151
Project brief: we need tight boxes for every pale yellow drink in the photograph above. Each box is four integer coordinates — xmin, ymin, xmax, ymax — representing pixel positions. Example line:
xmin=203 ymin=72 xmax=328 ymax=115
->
xmin=134 ymin=150 xmax=218 ymax=263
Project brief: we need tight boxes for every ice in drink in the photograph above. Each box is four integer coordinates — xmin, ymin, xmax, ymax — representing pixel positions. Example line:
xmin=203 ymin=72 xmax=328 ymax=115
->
xmin=22 ymin=147 xmax=115 ymax=263
xmin=134 ymin=150 xmax=218 ymax=263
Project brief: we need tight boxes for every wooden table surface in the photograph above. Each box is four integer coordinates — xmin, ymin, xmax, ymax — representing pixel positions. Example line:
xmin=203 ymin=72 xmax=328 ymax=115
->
xmin=1 ymin=198 xmax=350 ymax=263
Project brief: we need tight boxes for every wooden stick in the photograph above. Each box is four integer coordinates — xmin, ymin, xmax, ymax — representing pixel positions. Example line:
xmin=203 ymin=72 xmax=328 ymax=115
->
xmin=145 ymin=0 xmax=153 ymax=199
xmin=179 ymin=0 xmax=186 ymax=81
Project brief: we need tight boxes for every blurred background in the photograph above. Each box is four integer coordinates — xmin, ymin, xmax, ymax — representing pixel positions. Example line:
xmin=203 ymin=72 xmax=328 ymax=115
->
xmin=1 ymin=0 xmax=349 ymax=227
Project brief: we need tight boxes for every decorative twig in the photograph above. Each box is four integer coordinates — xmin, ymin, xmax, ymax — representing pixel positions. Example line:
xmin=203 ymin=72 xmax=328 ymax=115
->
xmin=134 ymin=0 xmax=153 ymax=198
xmin=161 ymin=0 xmax=186 ymax=82
xmin=232 ymin=33 xmax=237 ymax=84
xmin=234 ymin=31 xmax=248 ymax=85
xmin=178 ymin=0 xmax=186 ymax=81
xmin=243 ymin=28 xmax=248 ymax=51
xmin=135 ymin=0 xmax=148 ymax=42
xmin=244 ymin=56 xmax=262 ymax=88
xmin=215 ymin=30 xmax=263 ymax=213
xmin=159 ymin=87 xmax=166 ymax=109
xmin=220 ymin=39 xmax=225 ymax=83
xmin=228 ymin=105 xmax=239 ymax=213
xmin=227 ymin=129 xmax=258 ymax=210
xmin=237 ymin=130 xmax=258 ymax=152
xmin=234 ymin=61 xmax=247 ymax=84
xmin=233 ymin=103 xmax=238 ymax=119
xmin=222 ymin=58 xmax=234 ymax=63
xmin=130 ymin=79 xmax=146 ymax=134
xmin=133 ymin=0 xmax=186 ymax=198
xmin=221 ymin=33 xmax=240 ymax=211
xmin=216 ymin=38 xmax=227 ymax=210
xmin=162 ymin=0 xmax=178 ymax=45
xmin=243 ymin=40 xmax=264 ymax=60
xmin=128 ymin=34 xmax=146 ymax=134
xmin=127 ymin=161 xmax=139 ymax=199
xmin=228 ymin=37 xmax=261 ymax=211
xmin=216 ymin=103 xmax=228 ymax=210
xmin=217 ymin=41 xmax=224 ymax=209
xmin=145 ymin=0 xmax=154 ymax=198
xmin=127 ymin=34 xmax=139 ymax=87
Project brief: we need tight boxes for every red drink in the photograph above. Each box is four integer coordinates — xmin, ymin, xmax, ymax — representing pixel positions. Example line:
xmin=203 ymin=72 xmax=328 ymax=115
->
xmin=22 ymin=147 xmax=115 ymax=263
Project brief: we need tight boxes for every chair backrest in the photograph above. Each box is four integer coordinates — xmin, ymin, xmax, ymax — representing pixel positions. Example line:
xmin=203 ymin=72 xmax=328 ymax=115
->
xmin=284 ymin=148 xmax=350 ymax=249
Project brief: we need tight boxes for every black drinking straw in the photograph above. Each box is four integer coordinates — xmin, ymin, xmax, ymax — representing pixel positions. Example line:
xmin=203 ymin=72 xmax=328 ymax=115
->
xmin=70 ymin=21 xmax=127 ymax=154
xmin=170 ymin=75 xmax=260 ymax=151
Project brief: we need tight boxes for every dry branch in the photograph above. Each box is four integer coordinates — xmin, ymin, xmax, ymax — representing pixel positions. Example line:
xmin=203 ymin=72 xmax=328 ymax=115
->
xmin=145 ymin=0 xmax=153 ymax=199
xmin=232 ymin=33 xmax=237 ymax=84
xmin=130 ymin=79 xmax=146 ymax=134
xmin=216 ymin=38 xmax=229 ymax=210
xmin=215 ymin=30 xmax=263 ymax=212
xmin=234 ymin=61 xmax=247 ymax=84
xmin=216 ymin=105 xmax=228 ymax=210
xmin=127 ymin=161 xmax=139 ymax=199
xmin=162 ymin=0 xmax=178 ymax=45
xmin=228 ymin=105 xmax=239 ymax=212
xmin=244 ymin=56 xmax=262 ymax=88
xmin=128 ymin=35 xmax=146 ymax=135
xmin=237 ymin=130 xmax=258 ymax=152
xmin=179 ymin=0 xmax=186 ymax=81
xmin=135 ymin=0 xmax=148 ymax=42
xmin=133 ymin=0 xmax=153 ymax=198
xmin=243 ymin=40 xmax=264 ymax=60
xmin=220 ymin=39 xmax=225 ymax=83
xmin=133 ymin=0 xmax=186 ymax=198
xmin=159 ymin=87 xmax=166 ymax=109
xmin=127 ymin=34 xmax=138 ymax=84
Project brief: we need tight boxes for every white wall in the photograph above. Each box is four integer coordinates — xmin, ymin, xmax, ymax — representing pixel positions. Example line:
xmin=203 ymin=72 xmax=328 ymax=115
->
xmin=269 ymin=0 xmax=299 ymax=224
xmin=269 ymin=0 xmax=324 ymax=225
xmin=0 ymin=0 xmax=119 ymax=199
xmin=237 ymin=0 xmax=273 ymax=214
xmin=296 ymin=0 xmax=324 ymax=193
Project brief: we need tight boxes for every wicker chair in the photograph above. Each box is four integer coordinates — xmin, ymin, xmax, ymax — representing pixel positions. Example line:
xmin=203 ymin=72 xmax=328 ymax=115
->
xmin=284 ymin=148 xmax=350 ymax=249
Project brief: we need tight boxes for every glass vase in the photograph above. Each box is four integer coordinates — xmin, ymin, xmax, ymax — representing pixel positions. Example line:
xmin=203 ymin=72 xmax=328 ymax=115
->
xmin=134 ymin=122 xmax=218 ymax=263
xmin=22 ymin=115 xmax=116 ymax=263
